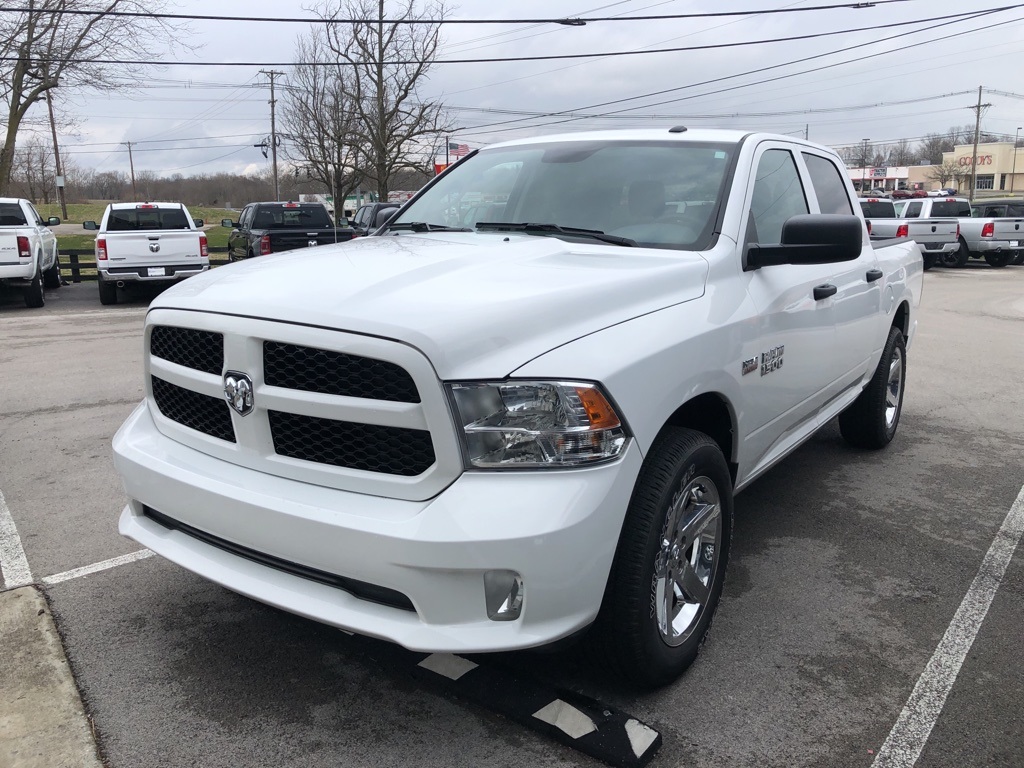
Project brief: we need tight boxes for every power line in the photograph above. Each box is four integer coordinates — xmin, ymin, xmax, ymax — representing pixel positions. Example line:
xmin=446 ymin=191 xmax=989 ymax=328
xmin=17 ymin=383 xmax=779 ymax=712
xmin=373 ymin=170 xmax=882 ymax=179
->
xmin=455 ymin=9 xmax=1018 ymax=138
xmin=3 ymin=6 xmax=1016 ymax=67
xmin=0 ymin=1 xmax=926 ymax=25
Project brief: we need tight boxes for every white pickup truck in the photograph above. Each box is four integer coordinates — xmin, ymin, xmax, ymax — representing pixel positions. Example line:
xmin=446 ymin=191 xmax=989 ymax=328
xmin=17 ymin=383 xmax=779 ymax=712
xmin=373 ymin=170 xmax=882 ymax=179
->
xmin=0 ymin=197 xmax=61 ymax=307
xmin=893 ymin=197 xmax=1023 ymax=268
xmin=113 ymin=129 xmax=921 ymax=689
xmin=83 ymin=202 xmax=209 ymax=305
xmin=859 ymin=197 xmax=958 ymax=270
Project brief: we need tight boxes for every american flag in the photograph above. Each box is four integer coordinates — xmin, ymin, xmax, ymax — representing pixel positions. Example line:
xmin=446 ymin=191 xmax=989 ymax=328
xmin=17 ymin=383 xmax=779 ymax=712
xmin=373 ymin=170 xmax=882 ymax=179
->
xmin=448 ymin=142 xmax=469 ymax=157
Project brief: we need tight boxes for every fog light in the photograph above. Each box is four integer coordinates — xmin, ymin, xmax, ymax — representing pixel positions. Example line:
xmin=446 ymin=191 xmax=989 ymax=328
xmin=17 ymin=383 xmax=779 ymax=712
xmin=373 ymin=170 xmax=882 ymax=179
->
xmin=484 ymin=570 xmax=524 ymax=621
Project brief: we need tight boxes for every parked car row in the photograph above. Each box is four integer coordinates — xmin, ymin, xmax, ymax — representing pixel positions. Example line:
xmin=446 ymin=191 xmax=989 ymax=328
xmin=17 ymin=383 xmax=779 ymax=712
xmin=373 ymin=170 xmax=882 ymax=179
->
xmin=859 ymin=187 xmax=958 ymax=200
xmin=860 ymin=195 xmax=1024 ymax=268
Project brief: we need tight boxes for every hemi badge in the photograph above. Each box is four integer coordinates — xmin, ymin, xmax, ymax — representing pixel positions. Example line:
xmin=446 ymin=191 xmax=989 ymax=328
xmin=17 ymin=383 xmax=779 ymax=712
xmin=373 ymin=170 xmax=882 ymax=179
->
xmin=741 ymin=358 xmax=757 ymax=376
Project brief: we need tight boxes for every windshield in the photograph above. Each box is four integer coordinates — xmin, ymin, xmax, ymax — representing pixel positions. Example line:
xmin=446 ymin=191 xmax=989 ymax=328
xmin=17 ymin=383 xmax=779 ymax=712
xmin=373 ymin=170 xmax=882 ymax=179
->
xmin=390 ymin=140 xmax=736 ymax=250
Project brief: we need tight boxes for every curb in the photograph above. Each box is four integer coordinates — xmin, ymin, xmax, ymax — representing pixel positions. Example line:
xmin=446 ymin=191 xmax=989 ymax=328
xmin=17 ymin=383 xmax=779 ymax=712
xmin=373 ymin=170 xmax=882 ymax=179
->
xmin=0 ymin=585 xmax=103 ymax=768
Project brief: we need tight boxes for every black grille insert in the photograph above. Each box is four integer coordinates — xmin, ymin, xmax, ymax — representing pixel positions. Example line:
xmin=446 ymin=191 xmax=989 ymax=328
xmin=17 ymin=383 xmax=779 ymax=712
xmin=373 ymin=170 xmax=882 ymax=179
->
xmin=269 ymin=411 xmax=434 ymax=476
xmin=151 ymin=326 xmax=223 ymax=375
xmin=152 ymin=376 xmax=235 ymax=443
xmin=264 ymin=341 xmax=420 ymax=403
xmin=142 ymin=506 xmax=415 ymax=612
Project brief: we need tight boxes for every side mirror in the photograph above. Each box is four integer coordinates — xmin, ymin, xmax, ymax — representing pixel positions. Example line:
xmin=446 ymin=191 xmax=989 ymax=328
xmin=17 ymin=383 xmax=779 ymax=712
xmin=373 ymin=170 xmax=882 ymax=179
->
xmin=746 ymin=214 xmax=862 ymax=270
xmin=83 ymin=220 xmax=98 ymax=230
xmin=221 ymin=219 xmax=236 ymax=228
xmin=47 ymin=216 xmax=61 ymax=226
xmin=373 ymin=208 xmax=398 ymax=229
xmin=336 ymin=217 xmax=349 ymax=228
xmin=193 ymin=218 xmax=204 ymax=227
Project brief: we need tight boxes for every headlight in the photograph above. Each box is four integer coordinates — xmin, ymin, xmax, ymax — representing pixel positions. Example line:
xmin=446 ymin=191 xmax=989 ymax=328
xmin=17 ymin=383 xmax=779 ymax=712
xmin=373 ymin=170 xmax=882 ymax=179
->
xmin=447 ymin=380 xmax=628 ymax=468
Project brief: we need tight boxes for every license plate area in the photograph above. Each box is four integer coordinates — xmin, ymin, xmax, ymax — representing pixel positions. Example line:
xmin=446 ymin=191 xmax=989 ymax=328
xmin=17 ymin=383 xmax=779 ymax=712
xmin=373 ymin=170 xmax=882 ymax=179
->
xmin=147 ymin=267 xmax=167 ymax=277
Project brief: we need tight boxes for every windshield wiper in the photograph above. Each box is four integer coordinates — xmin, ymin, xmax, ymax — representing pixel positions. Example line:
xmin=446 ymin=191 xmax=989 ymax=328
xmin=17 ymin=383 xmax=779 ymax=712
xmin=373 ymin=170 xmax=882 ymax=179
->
xmin=387 ymin=222 xmax=472 ymax=233
xmin=475 ymin=222 xmax=637 ymax=247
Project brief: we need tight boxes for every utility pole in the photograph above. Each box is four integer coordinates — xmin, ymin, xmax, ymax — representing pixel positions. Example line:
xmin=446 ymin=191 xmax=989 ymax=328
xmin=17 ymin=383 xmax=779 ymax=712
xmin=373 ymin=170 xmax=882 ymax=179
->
xmin=861 ymin=138 xmax=871 ymax=194
xmin=1011 ymin=126 xmax=1022 ymax=195
xmin=45 ymin=90 xmax=67 ymax=220
xmin=968 ymin=85 xmax=992 ymax=201
xmin=261 ymin=69 xmax=285 ymax=201
xmin=123 ymin=141 xmax=138 ymax=199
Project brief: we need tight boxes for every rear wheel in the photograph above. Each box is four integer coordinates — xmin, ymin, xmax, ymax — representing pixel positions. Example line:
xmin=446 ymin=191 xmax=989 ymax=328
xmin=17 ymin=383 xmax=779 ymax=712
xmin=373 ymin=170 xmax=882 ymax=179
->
xmin=98 ymin=276 xmax=117 ymax=305
xmin=1013 ymin=250 xmax=1024 ymax=266
xmin=839 ymin=325 xmax=906 ymax=449
xmin=23 ymin=265 xmax=44 ymax=308
xmin=952 ymin=237 xmax=971 ymax=268
xmin=921 ymin=252 xmax=936 ymax=271
xmin=592 ymin=427 xmax=732 ymax=689
xmin=985 ymin=252 xmax=1012 ymax=268
xmin=43 ymin=254 xmax=62 ymax=288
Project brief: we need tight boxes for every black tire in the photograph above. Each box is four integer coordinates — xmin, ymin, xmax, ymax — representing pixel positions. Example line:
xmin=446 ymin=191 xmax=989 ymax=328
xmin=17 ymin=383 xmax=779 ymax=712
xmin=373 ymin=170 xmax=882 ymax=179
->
xmin=43 ymin=253 xmax=62 ymax=288
xmin=922 ymin=252 xmax=936 ymax=271
xmin=952 ymin=237 xmax=971 ymax=268
xmin=23 ymin=265 xmax=44 ymax=308
xmin=984 ymin=252 xmax=1012 ymax=268
xmin=839 ymin=325 xmax=906 ymax=450
xmin=1013 ymin=250 xmax=1024 ymax=266
xmin=98 ymin=276 xmax=118 ymax=305
xmin=592 ymin=427 xmax=733 ymax=689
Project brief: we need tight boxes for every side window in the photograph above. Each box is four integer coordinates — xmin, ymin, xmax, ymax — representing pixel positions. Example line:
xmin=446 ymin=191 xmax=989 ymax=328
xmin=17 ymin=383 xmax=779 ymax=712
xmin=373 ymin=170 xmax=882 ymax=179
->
xmin=28 ymin=203 xmax=44 ymax=225
xmin=239 ymin=206 xmax=253 ymax=229
xmin=904 ymin=202 xmax=922 ymax=218
xmin=748 ymin=149 xmax=809 ymax=245
xmin=802 ymin=153 xmax=853 ymax=215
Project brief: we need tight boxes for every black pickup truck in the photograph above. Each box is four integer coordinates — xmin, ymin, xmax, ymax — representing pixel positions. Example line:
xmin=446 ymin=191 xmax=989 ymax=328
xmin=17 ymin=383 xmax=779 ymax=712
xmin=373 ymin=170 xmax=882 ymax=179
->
xmin=221 ymin=202 xmax=356 ymax=260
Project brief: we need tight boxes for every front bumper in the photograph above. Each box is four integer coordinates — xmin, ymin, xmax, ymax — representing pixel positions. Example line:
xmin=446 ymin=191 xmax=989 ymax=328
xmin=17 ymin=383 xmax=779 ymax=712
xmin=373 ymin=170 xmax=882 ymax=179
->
xmin=114 ymin=402 xmax=642 ymax=652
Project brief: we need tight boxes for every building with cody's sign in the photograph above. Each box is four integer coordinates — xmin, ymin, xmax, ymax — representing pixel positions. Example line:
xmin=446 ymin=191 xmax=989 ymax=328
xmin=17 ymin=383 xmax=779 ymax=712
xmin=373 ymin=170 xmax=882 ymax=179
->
xmin=942 ymin=141 xmax=1024 ymax=194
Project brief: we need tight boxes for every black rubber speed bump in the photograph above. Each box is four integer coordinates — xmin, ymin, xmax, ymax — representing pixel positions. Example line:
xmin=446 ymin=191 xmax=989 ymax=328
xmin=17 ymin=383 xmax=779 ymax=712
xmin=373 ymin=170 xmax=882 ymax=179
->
xmin=413 ymin=653 xmax=662 ymax=767
xmin=344 ymin=630 xmax=662 ymax=767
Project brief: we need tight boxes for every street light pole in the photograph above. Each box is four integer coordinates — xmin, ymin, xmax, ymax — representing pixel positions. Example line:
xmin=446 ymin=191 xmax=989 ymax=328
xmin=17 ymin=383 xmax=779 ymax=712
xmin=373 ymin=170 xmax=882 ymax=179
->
xmin=861 ymin=138 xmax=871 ymax=194
xmin=1011 ymin=127 xmax=1021 ymax=195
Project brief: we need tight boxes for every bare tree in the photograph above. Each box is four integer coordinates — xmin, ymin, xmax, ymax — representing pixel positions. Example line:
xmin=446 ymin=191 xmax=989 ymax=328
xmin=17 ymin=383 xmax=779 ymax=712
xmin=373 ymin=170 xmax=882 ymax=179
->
xmin=281 ymin=29 xmax=364 ymax=218
xmin=0 ymin=1 xmax=190 ymax=195
xmin=929 ymin=161 xmax=964 ymax=187
xmin=886 ymin=138 xmax=918 ymax=166
xmin=317 ymin=0 xmax=453 ymax=199
xmin=11 ymin=134 xmax=56 ymax=202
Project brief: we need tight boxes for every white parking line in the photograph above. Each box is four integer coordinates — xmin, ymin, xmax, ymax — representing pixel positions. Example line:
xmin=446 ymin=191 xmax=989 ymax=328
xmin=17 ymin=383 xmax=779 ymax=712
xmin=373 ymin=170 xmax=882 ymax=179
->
xmin=872 ymin=483 xmax=1024 ymax=768
xmin=0 ymin=487 xmax=33 ymax=589
xmin=42 ymin=549 xmax=155 ymax=586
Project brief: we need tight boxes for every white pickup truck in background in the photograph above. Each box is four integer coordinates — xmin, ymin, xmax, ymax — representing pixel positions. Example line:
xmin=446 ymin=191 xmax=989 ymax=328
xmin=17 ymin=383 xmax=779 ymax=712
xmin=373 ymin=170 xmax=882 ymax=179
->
xmin=113 ymin=129 xmax=921 ymax=689
xmin=893 ymin=196 xmax=1023 ymax=268
xmin=84 ymin=202 xmax=209 ymax=305
xmin=859 ymin=197 xmax=958 ymax=270
xmin=0 ymin=197 xmax=61 ymax=308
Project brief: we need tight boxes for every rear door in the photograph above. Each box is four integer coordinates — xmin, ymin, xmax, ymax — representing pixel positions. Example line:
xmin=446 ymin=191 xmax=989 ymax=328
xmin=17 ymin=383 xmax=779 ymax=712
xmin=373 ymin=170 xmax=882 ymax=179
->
xmin=801 ymin=150 xmax=882 ymax=376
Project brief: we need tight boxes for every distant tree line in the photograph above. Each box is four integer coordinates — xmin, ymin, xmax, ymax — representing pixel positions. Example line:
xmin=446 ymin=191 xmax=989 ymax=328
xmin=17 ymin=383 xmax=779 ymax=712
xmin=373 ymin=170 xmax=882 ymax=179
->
xmin=833 ymin=124 xmax=1014 ymax=169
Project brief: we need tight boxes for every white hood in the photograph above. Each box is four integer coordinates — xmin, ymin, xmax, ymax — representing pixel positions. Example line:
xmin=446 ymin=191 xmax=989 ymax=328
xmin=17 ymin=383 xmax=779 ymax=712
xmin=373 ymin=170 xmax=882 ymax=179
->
xmin=153 ymin=232 xmax=709 ymax=379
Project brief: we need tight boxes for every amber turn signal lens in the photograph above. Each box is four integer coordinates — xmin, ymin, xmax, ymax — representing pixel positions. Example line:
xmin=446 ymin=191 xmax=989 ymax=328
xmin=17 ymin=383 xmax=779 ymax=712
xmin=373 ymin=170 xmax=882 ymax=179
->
xmin=576 ymin=386 xmax=621 ymax=429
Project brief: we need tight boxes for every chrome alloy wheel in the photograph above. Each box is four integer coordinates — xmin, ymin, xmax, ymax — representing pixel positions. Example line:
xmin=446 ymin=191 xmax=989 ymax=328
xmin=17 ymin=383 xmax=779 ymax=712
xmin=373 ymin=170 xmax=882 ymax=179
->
xmin=885 ymin=346 xmax=904 ymax=430
xmin=654 ymin=475 xmax=722 ymax=646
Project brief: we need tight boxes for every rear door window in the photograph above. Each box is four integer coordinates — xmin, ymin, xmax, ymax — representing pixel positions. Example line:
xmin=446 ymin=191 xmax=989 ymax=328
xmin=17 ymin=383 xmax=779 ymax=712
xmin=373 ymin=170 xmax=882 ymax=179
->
xmin=903 ymin=201 xmax=923 ymax=218
xmin=802 ymin=153 xmax=854 ymax=215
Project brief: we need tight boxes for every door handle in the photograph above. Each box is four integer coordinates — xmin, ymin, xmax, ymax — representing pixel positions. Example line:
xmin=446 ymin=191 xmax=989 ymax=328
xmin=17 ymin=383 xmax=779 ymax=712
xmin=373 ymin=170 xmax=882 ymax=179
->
xmin=866 ymin=269 xmax=884 ymax=282
xmin=813 ymin=284 xmax=837 ymax=300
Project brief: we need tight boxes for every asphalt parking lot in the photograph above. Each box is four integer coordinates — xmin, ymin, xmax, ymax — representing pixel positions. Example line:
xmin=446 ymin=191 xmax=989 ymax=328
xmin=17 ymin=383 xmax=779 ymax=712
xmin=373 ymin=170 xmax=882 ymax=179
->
xmin=1 ymin=265 xmax=1022 ymax=767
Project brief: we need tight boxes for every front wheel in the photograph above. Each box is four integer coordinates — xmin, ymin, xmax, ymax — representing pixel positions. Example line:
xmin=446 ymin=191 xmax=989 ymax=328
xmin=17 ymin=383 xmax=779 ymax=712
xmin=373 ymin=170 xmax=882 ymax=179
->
xmin=839 ymin=325 xmax=906 ymax=449
xmin=984 ymin=252 xmax=1012 ymax=268
xmin=592 ymin=427 xmax=732 ymax=689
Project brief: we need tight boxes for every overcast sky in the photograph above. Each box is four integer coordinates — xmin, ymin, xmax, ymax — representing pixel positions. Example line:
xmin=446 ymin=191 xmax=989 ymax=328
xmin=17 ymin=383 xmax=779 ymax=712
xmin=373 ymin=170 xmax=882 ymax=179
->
xmin=43 ymin=0 xmax=1024 ymax=178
